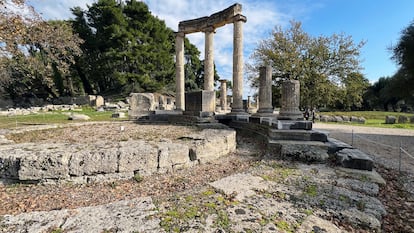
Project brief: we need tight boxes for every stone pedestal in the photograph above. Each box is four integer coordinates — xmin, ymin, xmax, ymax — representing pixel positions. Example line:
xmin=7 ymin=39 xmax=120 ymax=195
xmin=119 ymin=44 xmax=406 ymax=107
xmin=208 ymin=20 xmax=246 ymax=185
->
xmin=279 ymin=80 xmax=303 ymax=120
xmin=184 ymin=91 xmax=215 ymax=117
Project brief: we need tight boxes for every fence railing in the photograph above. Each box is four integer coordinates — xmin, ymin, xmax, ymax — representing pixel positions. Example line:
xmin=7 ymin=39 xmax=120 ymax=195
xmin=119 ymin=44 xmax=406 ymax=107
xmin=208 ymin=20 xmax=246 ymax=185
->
xmin=351 ymin=129 xmax=414 ymax=174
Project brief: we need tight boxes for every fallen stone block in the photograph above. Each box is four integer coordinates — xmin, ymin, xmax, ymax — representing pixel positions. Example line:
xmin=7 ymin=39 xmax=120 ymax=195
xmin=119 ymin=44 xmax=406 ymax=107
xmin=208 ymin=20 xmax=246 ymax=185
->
xmin=267 ymin=140 xmax=330 ymax=162
xmin=385 ymin=115 xmax=396 ymax=124
xmin=336 ymin=148 xmax=373 ymax=171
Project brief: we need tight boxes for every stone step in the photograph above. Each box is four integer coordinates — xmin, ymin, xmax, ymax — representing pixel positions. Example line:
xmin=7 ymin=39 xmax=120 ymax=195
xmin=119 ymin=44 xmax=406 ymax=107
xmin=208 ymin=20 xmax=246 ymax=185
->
xmin=268 ymin=129 xmax=328 ymax=142
xmin=266 ymin=140 xmax=329 ymax=163
xmin=335 ymin=148 xmax=374 ymax=171
xmin=326 ymin=137 xmax=353 ymax=154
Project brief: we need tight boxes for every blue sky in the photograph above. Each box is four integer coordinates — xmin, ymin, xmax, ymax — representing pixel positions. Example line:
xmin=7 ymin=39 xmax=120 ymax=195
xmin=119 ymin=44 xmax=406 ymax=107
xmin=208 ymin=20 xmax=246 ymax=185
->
xmin=23 ymin=0 xmax=414 ymax=96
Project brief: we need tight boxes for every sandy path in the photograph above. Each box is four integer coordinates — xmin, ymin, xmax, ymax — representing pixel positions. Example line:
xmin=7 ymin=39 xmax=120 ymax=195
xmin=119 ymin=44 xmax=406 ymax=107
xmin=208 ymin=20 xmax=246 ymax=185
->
xmin=313 ymin=123 xmax=414 ymax=173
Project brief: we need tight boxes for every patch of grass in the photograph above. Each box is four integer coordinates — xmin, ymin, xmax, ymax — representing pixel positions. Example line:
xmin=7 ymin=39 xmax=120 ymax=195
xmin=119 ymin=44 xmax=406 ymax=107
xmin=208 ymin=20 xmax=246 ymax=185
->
xmin=276 ymin=220 xmax=293 ymax=233
xmin=201 ymin=189 xmax=216 ymax=196
xmin=303 ymin=209 xmax=313 ymax=216
xmin=215 ymin=210 xmax=230 ymax=230
xmin=0 ymin=108 xmax=124 ymax=129
xmin=304 ymin=184 xmax=318 ymax=197
xmin=49 ymin=228 xmax=63 ymax=233
xmin=133 ymin=173 xmax=143 ymax=183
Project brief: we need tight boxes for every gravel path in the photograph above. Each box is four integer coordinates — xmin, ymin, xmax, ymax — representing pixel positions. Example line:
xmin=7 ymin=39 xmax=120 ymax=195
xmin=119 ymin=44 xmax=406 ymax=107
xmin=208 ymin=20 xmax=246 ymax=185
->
xmin=313 ymin=123 xmax=414 ymax=173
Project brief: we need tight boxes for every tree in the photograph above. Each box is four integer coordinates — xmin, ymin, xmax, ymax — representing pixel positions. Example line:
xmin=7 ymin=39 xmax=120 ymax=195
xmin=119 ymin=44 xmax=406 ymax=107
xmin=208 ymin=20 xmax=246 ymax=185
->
xmin=390 ymin=19 xmax=414 ymax=104
xmin=71 ymin=0 xmax=207 ymax=96
xmin=248 ymin=21 xmax=365 ymax=110
xmin=0 ymin=0 xmax=82 ymax=101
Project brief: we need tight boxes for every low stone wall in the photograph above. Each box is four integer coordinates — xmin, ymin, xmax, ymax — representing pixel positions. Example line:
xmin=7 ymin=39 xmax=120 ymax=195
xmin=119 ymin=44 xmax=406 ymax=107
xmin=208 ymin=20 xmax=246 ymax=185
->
xmin=0 ymin=129 xmax=236 ymax=183
xmin=319 ymin=115 xmax=366 ymax=124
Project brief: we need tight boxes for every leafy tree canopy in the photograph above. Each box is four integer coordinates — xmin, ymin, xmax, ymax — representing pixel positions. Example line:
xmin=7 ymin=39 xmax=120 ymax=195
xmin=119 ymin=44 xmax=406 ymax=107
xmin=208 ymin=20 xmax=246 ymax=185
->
xmin=248 ymin=21 xmax=366 ymax=110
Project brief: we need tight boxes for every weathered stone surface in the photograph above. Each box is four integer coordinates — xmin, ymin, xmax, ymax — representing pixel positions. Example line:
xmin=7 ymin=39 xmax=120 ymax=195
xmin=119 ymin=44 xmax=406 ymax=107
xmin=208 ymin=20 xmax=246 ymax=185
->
xmin=342 ymin=115 xmax=350 ymax=122
xmin=385 ymin=115 xmax=396 ymax=124
xmin=350 ymin=116 xmax=359 ymax=123
xmin=326 ymin=137 xmax=353 ymax=154
xmin=128 ymin=93 xmax=156 ymax=119
xmin=340 ymin=208 xmax=381 ymax=231
xmin=69 ymin=148 xmax=118 ymax=176
xmin=398 ymin=115 xmax=408 ymax=123
xmin=0 ymin=135 xmax=13 ymax=145
xmin=336 ymin=148 xmax=374 ymax=171
xmin=336 ymin=167 xmax=386 ymax=185
xmin=296 ymin=215 xmax=344 ymax=233
xmin=185 ymin=129 xmax=236 ymax=163
xmin=0 ymin=197 xmax=162 ymax=233
xmin=118 ymin=140 xmax=158 ymax=176
xmin=268 ymin=129 xmax=327 ymax=142
xmin=157 ymin=142 xmax=190 ymax=173
xmin=209 ymin=173 xmax=268 ymax=201
xmin=184 ymin=90 xmax=215 ymax=117
xmin=68 ymin=113 xmax=90 ymax=120
xmin=19 ymin=147 xmax=70 ymax=180
xmin=267 ymin=140 xmax=330 ymax=162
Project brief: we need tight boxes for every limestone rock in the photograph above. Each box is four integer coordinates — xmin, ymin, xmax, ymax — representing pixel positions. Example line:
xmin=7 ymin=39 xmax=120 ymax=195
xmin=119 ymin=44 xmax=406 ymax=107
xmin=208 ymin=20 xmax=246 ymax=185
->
xmin=385 ymin=115 xmax=396 ymax=124
xmin=0 ymin=197 xmax=162 ymax=233
xmin=336 ymin=148 xmax=373 ymax=171
xmin=68 ymin=113 xmax=90 ymax=121
xmin=398 ymin=115 xmax=408 ymax=123
xmin=19 ymin=147 xmax=70 ymax=180
xmin=69 ymin=148 xmax=118 ymax=176
xmin=157 ymin=142 xmax=190 ymax=173
xmin=118 ymin=140 xmax=158 ymax=176
xmin=296 ymin=215 xmax=344 ymax=233
xmin=209 ymin=173 xmax=268 ymax=201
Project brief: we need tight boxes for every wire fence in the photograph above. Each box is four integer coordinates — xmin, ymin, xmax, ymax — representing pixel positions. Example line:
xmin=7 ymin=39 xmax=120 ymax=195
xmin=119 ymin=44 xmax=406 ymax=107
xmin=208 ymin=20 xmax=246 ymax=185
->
xmin=351 ymin=129 xmax=414 ymax=174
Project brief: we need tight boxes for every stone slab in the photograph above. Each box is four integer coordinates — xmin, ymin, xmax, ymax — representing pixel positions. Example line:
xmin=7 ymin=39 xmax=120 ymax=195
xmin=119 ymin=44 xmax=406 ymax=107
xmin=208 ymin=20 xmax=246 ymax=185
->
xmin=336 ymin=148 xmax=374 ymax=171
xmin=209 ymin=173 xmax=269 ymax=201
xmin=326 ymin=137 xmax=353 ymax=154
xmin=0 ymin=197 xmax=162 ymax=233
xmin=267 ymin=140 xmax=330 ymax=162
xmin=268 ymin=129 xmax=327 ymax=142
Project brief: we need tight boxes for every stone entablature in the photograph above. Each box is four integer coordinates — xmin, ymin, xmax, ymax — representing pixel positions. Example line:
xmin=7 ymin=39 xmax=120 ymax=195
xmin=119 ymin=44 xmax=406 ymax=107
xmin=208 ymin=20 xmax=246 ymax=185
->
xmin=178 ymin=4 xmax=244 ymax=33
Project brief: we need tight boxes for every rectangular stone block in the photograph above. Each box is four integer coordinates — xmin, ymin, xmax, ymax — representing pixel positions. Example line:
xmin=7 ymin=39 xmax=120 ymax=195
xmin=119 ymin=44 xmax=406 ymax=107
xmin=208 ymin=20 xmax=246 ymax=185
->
xmin=69 ymin=148 xmax=118 ymax=176
xmin=157 ymin=142 xmax=190 ymax=173
xmin=184 ymin=91 xmax=215 ymax=115
xmin=118 ymin=141 xmax=158 ymax=176
xmin=19 ymin=151 xmax=70 ymax=180
xmin=336 ymin=148 xmax=373 ymax=171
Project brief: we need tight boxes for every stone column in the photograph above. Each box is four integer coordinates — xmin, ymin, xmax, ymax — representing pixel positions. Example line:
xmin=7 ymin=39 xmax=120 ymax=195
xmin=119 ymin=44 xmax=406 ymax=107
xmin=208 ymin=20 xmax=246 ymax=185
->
xmin=279 ymin=80 xmax=303 ymax=120
xmin=257 ymin=65 xmax=273 ymax=114
xmin=175 ymin=32 xmax=185 ymax=111
xmin=230 ymin=14 xmax=247 ymax=114
xmin=204 ymin=27 xmax=215 ymax=91
xmin=219 ymin=80 xmax=227 ymax=111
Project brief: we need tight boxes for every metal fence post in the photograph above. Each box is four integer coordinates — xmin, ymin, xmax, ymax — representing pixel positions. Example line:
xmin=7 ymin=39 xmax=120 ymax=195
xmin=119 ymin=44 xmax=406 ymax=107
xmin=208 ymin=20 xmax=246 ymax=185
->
xmin=399 ymin=142 xmax=402 ymax=175
xmin=351 ymin=129 xmax=354 ymax=146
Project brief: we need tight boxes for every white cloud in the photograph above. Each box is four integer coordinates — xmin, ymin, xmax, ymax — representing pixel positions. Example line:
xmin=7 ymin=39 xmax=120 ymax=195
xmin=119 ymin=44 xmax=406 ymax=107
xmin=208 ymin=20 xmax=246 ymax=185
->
xmin=22 ymin=0 xmax=321 ymax=98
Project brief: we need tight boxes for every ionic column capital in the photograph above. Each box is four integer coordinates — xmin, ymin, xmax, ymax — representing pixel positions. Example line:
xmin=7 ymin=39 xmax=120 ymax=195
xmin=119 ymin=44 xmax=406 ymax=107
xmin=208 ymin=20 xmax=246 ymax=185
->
xmin=203 ymin=26 xmax=216 ymax=33
xmin=175 ymin=31 xmax=185 ymax=37
xmin=233 ymin=14 xmax=247 ymax=23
